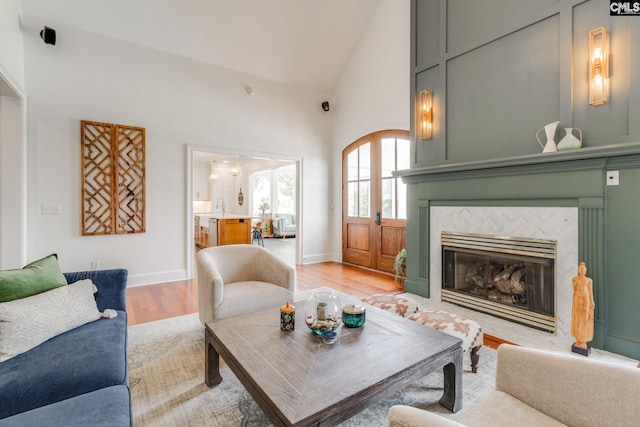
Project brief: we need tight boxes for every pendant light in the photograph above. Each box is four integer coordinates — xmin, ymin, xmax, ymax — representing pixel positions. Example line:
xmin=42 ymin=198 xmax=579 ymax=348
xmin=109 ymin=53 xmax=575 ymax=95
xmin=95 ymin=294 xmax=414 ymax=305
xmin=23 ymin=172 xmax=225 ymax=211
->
xmin=231 ymin=156 xmax=239 ymax=178
xmin=208 ymin=160 xmax=218 ymax=183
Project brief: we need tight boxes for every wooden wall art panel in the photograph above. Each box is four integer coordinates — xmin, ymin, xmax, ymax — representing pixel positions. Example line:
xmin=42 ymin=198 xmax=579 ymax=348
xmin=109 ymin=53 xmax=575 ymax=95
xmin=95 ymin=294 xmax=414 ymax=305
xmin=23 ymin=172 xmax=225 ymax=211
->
xmin=81 ymin=120 xmax=146 ymax=236
xmin=115 ymin=125 xmax=146 ymax=234
xmin=81 ymin=121 xmax=115 ymax=235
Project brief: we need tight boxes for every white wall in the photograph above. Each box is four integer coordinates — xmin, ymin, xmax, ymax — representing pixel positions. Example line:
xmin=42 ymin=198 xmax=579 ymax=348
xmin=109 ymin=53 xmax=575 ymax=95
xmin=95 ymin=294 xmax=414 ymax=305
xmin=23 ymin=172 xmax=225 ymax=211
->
xmin=0 ymin=95 xmax=25 ymax=269
xmin=330 ymin=0 xmax=411 ymax=260
xmin=0 ymin=0 xmax=26 ymax=269
xmin=0 ymin=0 xmax=25 ymax=91
xmin=23 ymin=21 xmax=333 ymax=284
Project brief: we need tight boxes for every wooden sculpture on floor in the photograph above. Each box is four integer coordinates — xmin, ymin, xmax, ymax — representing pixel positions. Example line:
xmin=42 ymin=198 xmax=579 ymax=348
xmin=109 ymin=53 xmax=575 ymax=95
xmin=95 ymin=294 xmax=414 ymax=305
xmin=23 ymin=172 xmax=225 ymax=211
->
xmin=571 ymin=262 xmax=595 ymax=356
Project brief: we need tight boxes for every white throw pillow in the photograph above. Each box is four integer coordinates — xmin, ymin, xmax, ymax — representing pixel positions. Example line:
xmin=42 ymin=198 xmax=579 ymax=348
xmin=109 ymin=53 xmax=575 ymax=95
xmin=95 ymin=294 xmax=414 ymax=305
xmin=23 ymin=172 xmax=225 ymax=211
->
xmin=0 ymin=279 xmax=101 ymax=362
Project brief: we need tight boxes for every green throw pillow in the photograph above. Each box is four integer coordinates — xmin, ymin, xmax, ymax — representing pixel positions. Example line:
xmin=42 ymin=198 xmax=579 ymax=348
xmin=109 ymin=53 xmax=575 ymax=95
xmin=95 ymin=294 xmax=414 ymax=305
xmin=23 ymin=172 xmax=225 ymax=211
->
xmin=0 ymin=254 xmax=68 ymax=302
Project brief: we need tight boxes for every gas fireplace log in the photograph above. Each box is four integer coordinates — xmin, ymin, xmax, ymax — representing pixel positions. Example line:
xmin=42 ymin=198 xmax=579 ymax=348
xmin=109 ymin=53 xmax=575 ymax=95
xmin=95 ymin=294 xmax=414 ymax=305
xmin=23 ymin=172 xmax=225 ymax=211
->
xmin=492 ymin=264 xmax=526 ymax=295
xmin=465 ymin=263 xmax=484 ymax=288
xmin=466 ymin=263 xmax=496 ymax=289
xmin=492 ymin=263 xmax=524 ymax=283
xmin=466 ymin=274 xmax=486 ymax=288
xmin=494 ymin=278 xmax=526 ymax=295
xmin=494 ymin=279 xmax=510 ymax=294
xmin=468 ymin=262 xmax=527 ymax=294
xmin=510 ymin=268 xmax=526 ymax=294
xmin=482 ymin=264 xmax=497 ymax=288
xmin=511 ymin=266 xmax=524 ymax=282
xmin=493 ymin=265 xmax=515 ymax=282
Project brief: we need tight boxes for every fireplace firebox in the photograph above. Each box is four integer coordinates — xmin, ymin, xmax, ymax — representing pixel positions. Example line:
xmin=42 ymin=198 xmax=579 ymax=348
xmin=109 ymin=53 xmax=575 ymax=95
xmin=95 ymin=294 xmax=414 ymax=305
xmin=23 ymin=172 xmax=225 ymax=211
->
xmin=441 ymin=231 xmax=556 ymax=333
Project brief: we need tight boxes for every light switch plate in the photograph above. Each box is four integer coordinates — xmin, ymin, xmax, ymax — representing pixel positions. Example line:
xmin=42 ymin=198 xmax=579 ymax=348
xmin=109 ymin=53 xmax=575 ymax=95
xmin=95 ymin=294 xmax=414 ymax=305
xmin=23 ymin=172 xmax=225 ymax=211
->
xmin=42 ymin=204 xmax=62 ymax=214
xmin=606 ymin=170 xmax=619 ymax=186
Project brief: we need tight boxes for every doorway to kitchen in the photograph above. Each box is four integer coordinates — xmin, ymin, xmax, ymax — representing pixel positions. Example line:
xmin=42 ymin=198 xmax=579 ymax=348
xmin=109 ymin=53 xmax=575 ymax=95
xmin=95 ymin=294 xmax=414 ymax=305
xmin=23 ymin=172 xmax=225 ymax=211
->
xmin=187 ymin=146 xmax=300 ymax=279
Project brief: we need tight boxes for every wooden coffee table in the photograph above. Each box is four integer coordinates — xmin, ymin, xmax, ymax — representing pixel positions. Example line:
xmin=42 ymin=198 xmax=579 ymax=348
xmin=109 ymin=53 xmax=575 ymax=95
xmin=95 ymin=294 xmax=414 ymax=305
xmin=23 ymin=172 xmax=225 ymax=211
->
xmin=205 ymin=291 xmax=462 ymax=426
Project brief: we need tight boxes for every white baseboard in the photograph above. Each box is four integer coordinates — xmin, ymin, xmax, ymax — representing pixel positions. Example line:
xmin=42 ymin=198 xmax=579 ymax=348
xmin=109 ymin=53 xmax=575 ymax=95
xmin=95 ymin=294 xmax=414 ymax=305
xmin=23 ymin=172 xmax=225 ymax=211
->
xmin=300 ymin=253 xmax=333 ymax=264
xmin=127 ymin=270 xmax=187 ymax=287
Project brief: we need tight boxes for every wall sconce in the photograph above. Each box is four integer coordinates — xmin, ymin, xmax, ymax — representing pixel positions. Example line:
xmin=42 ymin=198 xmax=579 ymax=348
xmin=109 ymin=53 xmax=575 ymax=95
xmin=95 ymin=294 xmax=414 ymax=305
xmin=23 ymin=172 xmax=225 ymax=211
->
xmin=208 ymin=160 xmax=218 ymax=183
xmin=589 ymin=26 xmax=609 ymax=106
xmin=419 ymin=89 xmax=432 ymax=140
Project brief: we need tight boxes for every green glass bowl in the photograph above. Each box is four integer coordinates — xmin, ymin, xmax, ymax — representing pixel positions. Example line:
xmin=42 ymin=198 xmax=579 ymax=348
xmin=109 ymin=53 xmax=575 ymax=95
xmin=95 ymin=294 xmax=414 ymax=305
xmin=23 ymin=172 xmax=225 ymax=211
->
xmin=343 ymin=304 xmax=366 ymax=328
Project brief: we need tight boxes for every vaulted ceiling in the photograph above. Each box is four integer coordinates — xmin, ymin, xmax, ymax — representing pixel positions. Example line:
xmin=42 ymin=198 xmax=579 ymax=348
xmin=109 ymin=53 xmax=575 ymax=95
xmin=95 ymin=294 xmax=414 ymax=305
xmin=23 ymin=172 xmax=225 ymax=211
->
xmin=20 ymin=0 xmax=382 ymax=93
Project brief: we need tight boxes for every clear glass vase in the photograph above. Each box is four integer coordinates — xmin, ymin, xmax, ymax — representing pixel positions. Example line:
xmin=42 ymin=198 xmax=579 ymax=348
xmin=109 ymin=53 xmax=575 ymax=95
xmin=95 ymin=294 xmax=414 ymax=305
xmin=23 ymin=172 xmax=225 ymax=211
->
xmin=305 ymin=289 xmax=342 ymax=335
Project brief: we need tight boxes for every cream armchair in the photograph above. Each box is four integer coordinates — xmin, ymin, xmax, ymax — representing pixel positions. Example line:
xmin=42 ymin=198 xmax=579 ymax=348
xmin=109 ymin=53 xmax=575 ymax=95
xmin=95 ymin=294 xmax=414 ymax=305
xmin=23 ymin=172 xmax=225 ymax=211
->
xmin=197 ymin=245 xmax=295 ymax=325
xmin=389 ymin=344 xmax=640 ymax=427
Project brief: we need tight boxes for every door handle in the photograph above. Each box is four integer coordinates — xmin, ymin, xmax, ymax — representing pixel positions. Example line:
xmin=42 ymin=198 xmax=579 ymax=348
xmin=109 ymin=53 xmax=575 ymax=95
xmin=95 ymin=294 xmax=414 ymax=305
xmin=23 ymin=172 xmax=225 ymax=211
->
xmin=375 ymin=211 xmax=381 ymax=226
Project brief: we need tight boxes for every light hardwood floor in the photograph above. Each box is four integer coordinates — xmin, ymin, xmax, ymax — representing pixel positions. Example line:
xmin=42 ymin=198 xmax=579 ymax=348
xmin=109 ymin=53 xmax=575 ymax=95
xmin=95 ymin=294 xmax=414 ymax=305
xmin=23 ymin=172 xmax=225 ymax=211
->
xmin=126 ymin=261 xmax=403 ymax=326
xmin=125 ymin=261 xmax=512 ymax=350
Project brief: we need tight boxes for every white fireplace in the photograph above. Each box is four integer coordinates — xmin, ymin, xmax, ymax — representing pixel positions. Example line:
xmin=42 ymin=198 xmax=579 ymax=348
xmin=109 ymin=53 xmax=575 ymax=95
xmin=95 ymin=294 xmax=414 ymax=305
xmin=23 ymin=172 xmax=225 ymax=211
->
xmin=428 ymin=206 xmax=578 ymax=351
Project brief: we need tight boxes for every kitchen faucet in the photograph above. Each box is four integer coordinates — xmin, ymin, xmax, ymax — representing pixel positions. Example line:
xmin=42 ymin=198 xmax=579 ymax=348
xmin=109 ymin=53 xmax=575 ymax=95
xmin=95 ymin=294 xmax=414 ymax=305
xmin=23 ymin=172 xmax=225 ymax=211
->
xmin=216 ymin=198 xmax=225 ymax=215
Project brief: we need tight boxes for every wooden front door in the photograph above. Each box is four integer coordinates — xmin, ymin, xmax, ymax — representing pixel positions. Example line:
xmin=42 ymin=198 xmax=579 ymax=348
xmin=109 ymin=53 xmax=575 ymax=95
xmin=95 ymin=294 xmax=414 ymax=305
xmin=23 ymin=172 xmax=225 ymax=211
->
xmin=342 ymin=130 xmax=409 ymax=273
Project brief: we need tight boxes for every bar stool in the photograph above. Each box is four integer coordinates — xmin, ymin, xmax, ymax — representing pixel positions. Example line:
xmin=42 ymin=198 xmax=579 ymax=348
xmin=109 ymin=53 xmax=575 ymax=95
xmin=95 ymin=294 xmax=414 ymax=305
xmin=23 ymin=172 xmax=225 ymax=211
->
xmin=252 ymin=221 xmax=264 ymax=247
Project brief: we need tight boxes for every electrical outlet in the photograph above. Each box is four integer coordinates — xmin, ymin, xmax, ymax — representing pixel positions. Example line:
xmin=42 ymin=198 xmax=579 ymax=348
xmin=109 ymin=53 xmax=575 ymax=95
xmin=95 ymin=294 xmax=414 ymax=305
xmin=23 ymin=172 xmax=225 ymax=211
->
xmin=90 ymin=261 xmax=100 ymax=270
xmin=606 ymin=170 xmax=619 ymax=186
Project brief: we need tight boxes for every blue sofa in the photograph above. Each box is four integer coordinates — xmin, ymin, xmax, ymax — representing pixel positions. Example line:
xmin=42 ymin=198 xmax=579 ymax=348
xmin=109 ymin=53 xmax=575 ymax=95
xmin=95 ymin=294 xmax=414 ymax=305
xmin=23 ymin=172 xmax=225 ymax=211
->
xmin=0 ymin=269 xmax=131 ymax=427
xmin=272 ymin=213 xmax=296 ymax=237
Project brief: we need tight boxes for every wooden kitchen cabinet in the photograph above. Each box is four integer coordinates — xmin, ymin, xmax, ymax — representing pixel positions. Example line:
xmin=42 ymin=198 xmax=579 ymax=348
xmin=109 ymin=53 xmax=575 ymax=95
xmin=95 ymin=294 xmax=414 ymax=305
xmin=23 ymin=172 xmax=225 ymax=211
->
xmin=201 ymin=227 xmax=210 ymax=247
xmin=209 ymin=216 xmax=251 ymax=246
xmin=194 ymin=216 xmax=211 ymax=248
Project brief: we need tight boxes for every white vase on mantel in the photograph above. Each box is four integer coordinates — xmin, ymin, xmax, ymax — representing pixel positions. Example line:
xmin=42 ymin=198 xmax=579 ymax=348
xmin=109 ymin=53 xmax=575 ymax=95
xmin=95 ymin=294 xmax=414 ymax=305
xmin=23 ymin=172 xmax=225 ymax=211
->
xmin=536 ymin=121 xmax=559 ymax=153
xmin=557 ymin=127 xmax=583 ymax=151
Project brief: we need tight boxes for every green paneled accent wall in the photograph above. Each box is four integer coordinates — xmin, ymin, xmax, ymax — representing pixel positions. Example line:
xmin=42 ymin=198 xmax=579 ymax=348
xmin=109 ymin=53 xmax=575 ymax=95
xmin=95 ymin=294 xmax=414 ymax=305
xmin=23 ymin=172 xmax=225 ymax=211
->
xmin=405 ymin=0 xmax=640 ymax=359
xmin=578 ymin=203 xmax=605 ymax=349
xmin=605 ymin=167 xmax=640 ymax=356
xmin=447 ymin=14 xmax=560 ymax=161
xmin=410 ymin=0 xmax=640 ymax=168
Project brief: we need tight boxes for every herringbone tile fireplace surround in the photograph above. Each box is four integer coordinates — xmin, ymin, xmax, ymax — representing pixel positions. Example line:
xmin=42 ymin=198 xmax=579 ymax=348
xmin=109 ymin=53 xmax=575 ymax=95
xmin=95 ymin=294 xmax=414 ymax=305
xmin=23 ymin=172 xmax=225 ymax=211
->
xmin=429 ymin=206 xmax=578 ymax=351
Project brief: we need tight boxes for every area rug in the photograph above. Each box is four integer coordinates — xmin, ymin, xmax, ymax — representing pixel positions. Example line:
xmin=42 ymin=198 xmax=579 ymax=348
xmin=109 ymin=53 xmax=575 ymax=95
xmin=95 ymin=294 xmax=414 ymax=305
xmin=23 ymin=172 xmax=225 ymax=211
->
xmin=128 ymin=314 xmax=496 ymax=427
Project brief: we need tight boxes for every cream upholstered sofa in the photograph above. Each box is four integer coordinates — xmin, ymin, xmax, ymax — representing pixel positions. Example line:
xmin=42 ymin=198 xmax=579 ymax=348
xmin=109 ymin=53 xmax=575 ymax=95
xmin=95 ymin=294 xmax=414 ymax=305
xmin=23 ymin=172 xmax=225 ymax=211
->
xmin=197 ymin=245 xmax=295 ymax=324
xmin=389 ymin=344 xmax=640 ymax=427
